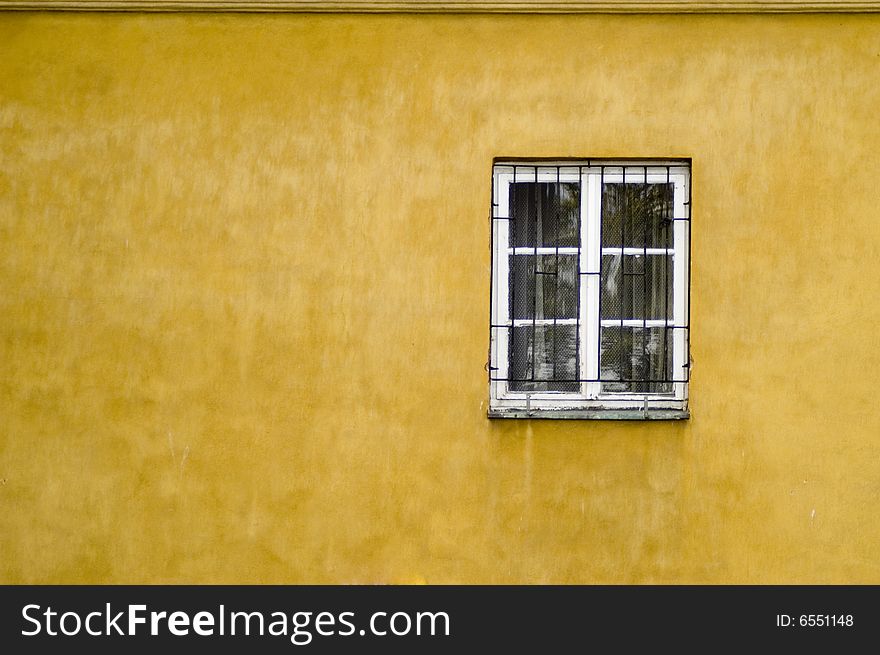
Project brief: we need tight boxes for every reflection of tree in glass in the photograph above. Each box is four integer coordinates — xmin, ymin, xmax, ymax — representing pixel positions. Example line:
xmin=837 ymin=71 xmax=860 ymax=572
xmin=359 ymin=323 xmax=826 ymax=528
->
xmin=601 ymin=183 xmax=673 ymax=249
xmin=556 ymin=183 xmax=580 ymax=246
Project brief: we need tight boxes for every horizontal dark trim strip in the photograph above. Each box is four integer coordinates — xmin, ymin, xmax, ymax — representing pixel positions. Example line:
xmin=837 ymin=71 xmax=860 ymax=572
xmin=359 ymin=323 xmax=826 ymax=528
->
xmin=2 ymin=1 xmax=880 ymax=14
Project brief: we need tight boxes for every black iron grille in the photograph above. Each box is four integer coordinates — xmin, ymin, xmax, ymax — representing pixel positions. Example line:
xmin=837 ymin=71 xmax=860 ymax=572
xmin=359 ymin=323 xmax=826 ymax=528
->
xmin=490 ymin=162 xmax=691 ymax=394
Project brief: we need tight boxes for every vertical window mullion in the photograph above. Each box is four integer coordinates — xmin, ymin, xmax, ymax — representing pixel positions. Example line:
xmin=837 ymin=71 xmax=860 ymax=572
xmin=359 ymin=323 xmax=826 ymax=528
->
xmin=492 ymin=170 xmax=511 ymax=400
xmin=620 ymin=167 xmax=627 ymax=390
xmin=642 ymin=167 xmax=649 ymax=394
xmin=663 ymin=166 xmax=671 ymax=391
xmin=582 ymin=170 xmax=601 ymax=398
xmin=553 ymin=167 xmax=560 ymax=384
xmin=531 ymin=170 xmax=538 ymax=383
xmin=672 ymin=173 xmax=688 ymax=400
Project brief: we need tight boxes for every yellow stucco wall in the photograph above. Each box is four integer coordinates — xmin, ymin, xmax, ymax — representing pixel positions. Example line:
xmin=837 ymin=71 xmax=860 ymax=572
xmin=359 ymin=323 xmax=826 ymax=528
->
xmin=2 ymin=12 xmax=880 ymax=584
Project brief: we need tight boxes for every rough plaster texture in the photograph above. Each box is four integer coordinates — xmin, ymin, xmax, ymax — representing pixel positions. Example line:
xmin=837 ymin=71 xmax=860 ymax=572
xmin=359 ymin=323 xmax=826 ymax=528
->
xmin=1 ymin=13 xmax=879 ymax=582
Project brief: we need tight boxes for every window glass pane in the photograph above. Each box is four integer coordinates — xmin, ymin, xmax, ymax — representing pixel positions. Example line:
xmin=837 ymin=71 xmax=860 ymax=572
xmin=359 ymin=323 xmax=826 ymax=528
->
xmin=510 ymin=254 xmax=578 ymax=320
xmin=600 ymin=327 xmax=673 ymax=394
xmin=601 ymin=182 xmax=673 ymax=248
xmin=509 ymin=325 xmax=579 ymax=392
xmin=600 ymin=253 xmax=673 ymax=321
xmin=510 ymin=182 xmax=580 ymax=248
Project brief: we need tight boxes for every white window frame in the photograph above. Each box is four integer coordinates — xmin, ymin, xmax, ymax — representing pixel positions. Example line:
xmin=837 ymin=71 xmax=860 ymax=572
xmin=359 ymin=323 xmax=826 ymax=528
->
xmin=489 ymin=160 xmax=690 ymax=419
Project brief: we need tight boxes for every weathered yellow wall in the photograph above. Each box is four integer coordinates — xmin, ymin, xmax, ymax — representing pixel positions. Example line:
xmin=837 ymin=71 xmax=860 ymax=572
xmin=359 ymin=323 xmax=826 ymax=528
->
xmin=2 ymin=12 xmax=880 ymax=584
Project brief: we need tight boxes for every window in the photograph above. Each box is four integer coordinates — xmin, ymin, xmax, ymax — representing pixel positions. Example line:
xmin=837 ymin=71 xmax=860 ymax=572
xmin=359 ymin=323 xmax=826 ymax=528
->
xmin=488 ymin=160 xmax=691 ymax=419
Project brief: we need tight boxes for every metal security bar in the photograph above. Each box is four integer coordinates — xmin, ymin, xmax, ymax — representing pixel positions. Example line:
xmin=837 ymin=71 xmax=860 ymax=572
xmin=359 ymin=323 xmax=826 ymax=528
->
xmin=489 ymin=161 xmax=691 ymax=400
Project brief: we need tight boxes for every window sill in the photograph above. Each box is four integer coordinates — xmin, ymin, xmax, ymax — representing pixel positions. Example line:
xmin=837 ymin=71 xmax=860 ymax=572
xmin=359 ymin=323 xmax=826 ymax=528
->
xmin=487 ymin=408 xmax=689 ymax=420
